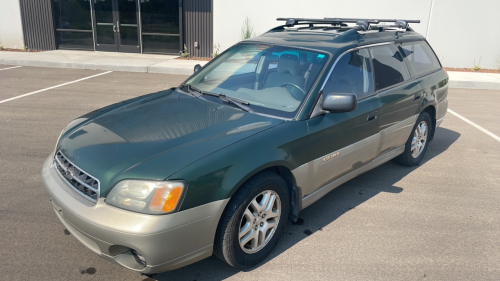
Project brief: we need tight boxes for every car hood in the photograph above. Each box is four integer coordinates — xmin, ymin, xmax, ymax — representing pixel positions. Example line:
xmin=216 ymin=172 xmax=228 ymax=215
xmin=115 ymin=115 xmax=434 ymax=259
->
xmin=57 ymin=89 xmax=284 ymax=195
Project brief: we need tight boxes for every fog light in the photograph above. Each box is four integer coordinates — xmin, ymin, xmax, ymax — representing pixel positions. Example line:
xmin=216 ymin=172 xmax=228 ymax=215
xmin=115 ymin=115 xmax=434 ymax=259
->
xmin=131 ymin=249 xmax=147 ymax=267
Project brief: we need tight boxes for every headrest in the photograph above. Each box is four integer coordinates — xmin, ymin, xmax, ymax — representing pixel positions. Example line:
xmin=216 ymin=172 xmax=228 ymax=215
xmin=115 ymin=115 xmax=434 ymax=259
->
xmin=277 ymin=54 xmax=300 ymax=76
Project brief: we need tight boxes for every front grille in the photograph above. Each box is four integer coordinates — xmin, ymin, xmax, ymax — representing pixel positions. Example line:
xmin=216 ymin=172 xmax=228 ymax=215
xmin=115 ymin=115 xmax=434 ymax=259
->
xmin=54 ymin=151 xmax=100 ymax=203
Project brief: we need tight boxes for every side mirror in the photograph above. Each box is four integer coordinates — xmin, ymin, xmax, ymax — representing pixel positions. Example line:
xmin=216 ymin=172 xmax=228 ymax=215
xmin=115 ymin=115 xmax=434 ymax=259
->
xmin=321 ymin=92 xmax=357 ymax=113
xmin=194 ymin=64 xmax=202 ymax=73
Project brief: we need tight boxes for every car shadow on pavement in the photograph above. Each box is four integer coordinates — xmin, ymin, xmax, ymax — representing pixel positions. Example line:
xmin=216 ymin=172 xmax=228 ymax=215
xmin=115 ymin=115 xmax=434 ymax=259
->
xmin=147 ymin=127 xmax=460 ymax=281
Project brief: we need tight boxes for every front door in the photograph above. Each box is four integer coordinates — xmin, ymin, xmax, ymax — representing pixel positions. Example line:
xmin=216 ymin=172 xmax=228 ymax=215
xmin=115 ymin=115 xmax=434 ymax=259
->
xmin=94 ymin=0 xmax=141 ymax=53
xmin=302 ymin=48 xmax=381 ymax=197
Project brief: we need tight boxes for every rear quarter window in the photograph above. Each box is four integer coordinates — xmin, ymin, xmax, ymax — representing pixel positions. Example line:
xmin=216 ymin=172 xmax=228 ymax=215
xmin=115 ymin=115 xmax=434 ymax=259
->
xmin=400 ymin=41 xmax=441 ymax=77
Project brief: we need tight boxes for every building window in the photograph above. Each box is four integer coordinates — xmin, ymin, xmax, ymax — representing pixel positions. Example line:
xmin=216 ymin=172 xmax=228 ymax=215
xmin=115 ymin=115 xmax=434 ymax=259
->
xmin=53 ymin=0 xmax=94 ymax=50
xmin=140 ymin=0 xmax=180 ymax=54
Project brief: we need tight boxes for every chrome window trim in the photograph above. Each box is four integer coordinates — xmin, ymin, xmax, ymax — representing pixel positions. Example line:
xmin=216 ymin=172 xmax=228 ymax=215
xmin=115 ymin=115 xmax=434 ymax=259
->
xmin=312 ymin=41 xmax=425 ymax=118
xmin=319 ymin=41 xmax=393 ymax=93
xmin=309 ymin=42 xmax=393 ymax=118
xmin=54 ymin=151 xmax=100 ymax=203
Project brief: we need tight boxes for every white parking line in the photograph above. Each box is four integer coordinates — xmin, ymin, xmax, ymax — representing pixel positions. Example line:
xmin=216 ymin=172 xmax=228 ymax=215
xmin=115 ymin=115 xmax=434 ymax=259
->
xmin=0 ymin=66 xmax=22 ymax=71
xmin=448 ymin=109 xmax=500 ymax=142
xmin=0 ymin=71 xmax=112 ymax=104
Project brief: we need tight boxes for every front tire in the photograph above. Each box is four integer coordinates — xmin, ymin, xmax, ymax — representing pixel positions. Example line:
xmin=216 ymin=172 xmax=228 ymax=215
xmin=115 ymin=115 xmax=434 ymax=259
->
xmin=214 ymin=171 xmax=289 ymax=268
xmin=395 ymin=111 xmax=432 ymax=167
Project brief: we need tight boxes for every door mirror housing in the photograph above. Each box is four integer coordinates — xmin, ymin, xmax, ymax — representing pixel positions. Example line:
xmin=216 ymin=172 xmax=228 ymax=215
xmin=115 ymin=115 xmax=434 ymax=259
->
xmin=194 ymin=64 xmax=202 ymax=73
xmin=321 ymin=92 xmax=358 ymax=113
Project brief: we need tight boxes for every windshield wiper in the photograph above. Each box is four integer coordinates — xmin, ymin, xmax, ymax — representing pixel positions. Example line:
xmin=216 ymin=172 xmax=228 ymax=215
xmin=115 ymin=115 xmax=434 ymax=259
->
xmin=181 ymin=84 xmax=253 ymax=113
xmin=182 ymin=84 xmax=205 ymax=99
xmin=218 ymin=94 xmax=253 ymax=113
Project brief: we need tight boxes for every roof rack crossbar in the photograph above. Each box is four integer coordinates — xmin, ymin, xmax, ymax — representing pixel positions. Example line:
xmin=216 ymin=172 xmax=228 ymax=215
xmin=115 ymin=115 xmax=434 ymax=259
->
xmin=276 ymin=17 xmax=420 ymax=29
xmin=324 ymin=18 xmax=420 ymax=24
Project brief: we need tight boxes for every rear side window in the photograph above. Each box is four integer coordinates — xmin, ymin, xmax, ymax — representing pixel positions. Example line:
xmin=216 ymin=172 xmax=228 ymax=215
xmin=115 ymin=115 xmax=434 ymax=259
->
xmin=400 ymin=41 xmax=441 ymax=76
xmin=323 ymin=49 xmax=374 ymax=99
xmin=369 ymin=44 xmax=410 ymax=91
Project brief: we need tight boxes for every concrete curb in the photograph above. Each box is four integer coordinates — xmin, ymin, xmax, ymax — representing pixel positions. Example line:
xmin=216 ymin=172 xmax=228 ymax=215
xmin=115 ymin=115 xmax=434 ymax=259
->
xmin=448 ymin=81 xmax=500 ymax=91
xmin=0 ymin=60 xmax=206 ymax=75
xmin=447 ymin=71 xmax=500 ymax=91
xmin=0 ymin=50 xmax=206 ymax=75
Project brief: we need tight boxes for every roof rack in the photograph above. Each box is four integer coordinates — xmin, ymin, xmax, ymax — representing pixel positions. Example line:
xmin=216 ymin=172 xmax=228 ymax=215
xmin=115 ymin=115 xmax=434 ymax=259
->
xmin=275 ymin=17 xmax=420 ymax=33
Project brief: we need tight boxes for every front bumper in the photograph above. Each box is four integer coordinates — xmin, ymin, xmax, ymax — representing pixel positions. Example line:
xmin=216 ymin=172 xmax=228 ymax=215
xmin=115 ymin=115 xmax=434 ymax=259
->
xmin=41 ymin=155 xmax=229 ymax=273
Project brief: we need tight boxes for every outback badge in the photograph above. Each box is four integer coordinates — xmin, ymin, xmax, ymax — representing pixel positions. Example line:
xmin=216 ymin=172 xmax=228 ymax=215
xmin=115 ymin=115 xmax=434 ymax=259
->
xmin=323 ymin=151 xmax=340 ymax=162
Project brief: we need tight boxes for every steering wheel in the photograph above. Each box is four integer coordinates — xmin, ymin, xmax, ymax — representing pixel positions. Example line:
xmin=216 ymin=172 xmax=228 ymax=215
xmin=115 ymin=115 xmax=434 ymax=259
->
xmin=280 ymin=83 xmax=307 ymax=100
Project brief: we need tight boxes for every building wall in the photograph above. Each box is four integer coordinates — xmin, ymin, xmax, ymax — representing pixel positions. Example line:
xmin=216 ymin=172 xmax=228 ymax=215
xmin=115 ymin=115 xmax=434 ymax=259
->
xmin=19 ymin=0 xmax=57 ymax=50
xmin=213 ymin=0 xmax=500 ymax=69
xmin=0 ymin=0 xmax=24 ymax=49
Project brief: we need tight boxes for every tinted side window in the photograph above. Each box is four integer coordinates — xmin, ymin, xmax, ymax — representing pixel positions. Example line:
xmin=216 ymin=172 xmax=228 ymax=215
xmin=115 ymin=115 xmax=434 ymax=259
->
xmin=323 ymin=49 xmax=374 ymax=99
xmin=400 ymin=41 xmax=441 ymax=76
xmin=369 ymin=45 xmax=410 ymax=91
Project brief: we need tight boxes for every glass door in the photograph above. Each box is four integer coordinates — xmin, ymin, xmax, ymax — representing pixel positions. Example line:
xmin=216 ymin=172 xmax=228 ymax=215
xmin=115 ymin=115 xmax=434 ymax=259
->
xmin=93 ymin=0 xmax=140 ymax=53
xmin=94 ymin=0 xmax=118 ymax=52
xmin=117 ymin=0 xmax=140 ymax=53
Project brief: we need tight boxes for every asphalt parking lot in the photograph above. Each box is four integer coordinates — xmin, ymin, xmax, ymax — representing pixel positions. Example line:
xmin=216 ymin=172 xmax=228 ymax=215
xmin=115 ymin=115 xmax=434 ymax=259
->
xmin=1 ymin=65 xmax=499 ymax=281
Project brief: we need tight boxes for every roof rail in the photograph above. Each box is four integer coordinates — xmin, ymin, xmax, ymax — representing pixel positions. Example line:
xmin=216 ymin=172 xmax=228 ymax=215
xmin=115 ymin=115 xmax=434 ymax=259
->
xmin=275 ymin=17 xmax=420 ymax=31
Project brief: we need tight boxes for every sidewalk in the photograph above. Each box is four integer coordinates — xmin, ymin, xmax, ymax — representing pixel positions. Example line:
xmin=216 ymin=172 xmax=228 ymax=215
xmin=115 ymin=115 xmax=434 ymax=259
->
xmin=0 ymin=50 xmax=207 ymax=75
xmin=446 ymin=71 xmax=500 ymax=91
xmin=1 ymin=50 xmax=499 ymax=90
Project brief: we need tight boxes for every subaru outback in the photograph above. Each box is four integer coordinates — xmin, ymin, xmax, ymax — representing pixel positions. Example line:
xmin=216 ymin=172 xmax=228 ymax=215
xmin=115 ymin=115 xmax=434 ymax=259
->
xmin=42 ymin=17 xmax=448 ymax=273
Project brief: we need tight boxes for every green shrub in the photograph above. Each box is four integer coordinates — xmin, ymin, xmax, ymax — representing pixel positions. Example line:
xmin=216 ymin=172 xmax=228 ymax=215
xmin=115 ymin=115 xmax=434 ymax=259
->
xmin=473 ymin=56 xmax=482 ymax=71
xmin=181 ymin=44 xmax=189 ymax=58
xmin=212 ymin=43 xmax=220 ymax=58
xmin=240 ymin=17 xmax=254 ymax=40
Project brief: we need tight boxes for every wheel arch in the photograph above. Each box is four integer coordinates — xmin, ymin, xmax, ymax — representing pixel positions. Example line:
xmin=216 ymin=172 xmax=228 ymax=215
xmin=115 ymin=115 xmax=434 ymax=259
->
xmin=227 ymin=163 xmax=302 ymax=223
xmin=421 ymin=104 xmax=436 ymax=141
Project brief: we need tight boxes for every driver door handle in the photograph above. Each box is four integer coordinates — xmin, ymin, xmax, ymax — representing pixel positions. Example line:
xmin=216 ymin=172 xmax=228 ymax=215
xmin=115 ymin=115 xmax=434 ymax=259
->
xmin=367 ymin=111 xmax=378 ymax=122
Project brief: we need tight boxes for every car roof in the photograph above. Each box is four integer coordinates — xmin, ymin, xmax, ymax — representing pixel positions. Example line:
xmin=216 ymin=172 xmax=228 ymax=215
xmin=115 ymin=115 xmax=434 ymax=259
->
xmin=244 ymin=20 xmax=426 ymax=55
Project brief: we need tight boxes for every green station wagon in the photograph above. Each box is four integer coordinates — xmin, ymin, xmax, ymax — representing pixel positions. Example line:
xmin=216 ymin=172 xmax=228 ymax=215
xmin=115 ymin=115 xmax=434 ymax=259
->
xmin=42 ymin=18 xmax=448 ymax=273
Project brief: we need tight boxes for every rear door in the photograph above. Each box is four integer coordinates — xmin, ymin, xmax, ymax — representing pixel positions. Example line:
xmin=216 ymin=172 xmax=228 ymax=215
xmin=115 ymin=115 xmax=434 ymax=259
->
xmin=303 ymin=48 xmax=381 ymax=196
xmin=369 ymin=44 xmax=422 ymax=156
xmin=399 ymin=41 xmax=447 ymax=125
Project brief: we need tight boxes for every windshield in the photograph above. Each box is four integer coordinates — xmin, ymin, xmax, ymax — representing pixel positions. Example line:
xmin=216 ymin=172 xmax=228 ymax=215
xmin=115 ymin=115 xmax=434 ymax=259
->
xmin=183 ymin=44 xmax=329 ymax=118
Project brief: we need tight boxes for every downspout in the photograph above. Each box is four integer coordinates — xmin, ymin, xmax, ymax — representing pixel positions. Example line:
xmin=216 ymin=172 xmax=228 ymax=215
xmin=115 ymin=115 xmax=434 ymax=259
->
xmin=425 ymin=0 xmax=435 ymax=39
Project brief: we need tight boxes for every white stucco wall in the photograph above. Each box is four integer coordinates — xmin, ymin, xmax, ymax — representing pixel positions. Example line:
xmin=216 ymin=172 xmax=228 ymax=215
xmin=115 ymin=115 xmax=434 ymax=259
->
xmin=426 ymin=0 xmax=500 ymax=69
xmin=214 ymin=0 xmax=500 ymax=69
xmin=0 ymin=0 xmax=24 ymax=49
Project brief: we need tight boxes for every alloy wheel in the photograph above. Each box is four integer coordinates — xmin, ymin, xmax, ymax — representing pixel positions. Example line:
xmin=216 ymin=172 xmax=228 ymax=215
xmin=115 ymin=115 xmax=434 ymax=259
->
xmin=238 ymin=190 xmax=281 ymax=254
xmin=411 ymin=121 xmax=428 ymax=158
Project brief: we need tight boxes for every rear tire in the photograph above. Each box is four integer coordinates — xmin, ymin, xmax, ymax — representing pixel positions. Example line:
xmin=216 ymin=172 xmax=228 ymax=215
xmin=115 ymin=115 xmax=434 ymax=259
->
xmin=214 ymin=171 xmax=289 ymax=268
xmin=394 ymin=111 xmax=432 ymax=167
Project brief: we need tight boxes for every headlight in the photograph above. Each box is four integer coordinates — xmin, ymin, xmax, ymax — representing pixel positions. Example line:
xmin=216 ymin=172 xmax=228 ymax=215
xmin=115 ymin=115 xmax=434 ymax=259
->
xmin=105 ymin=180 xmax=185 ymax=214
